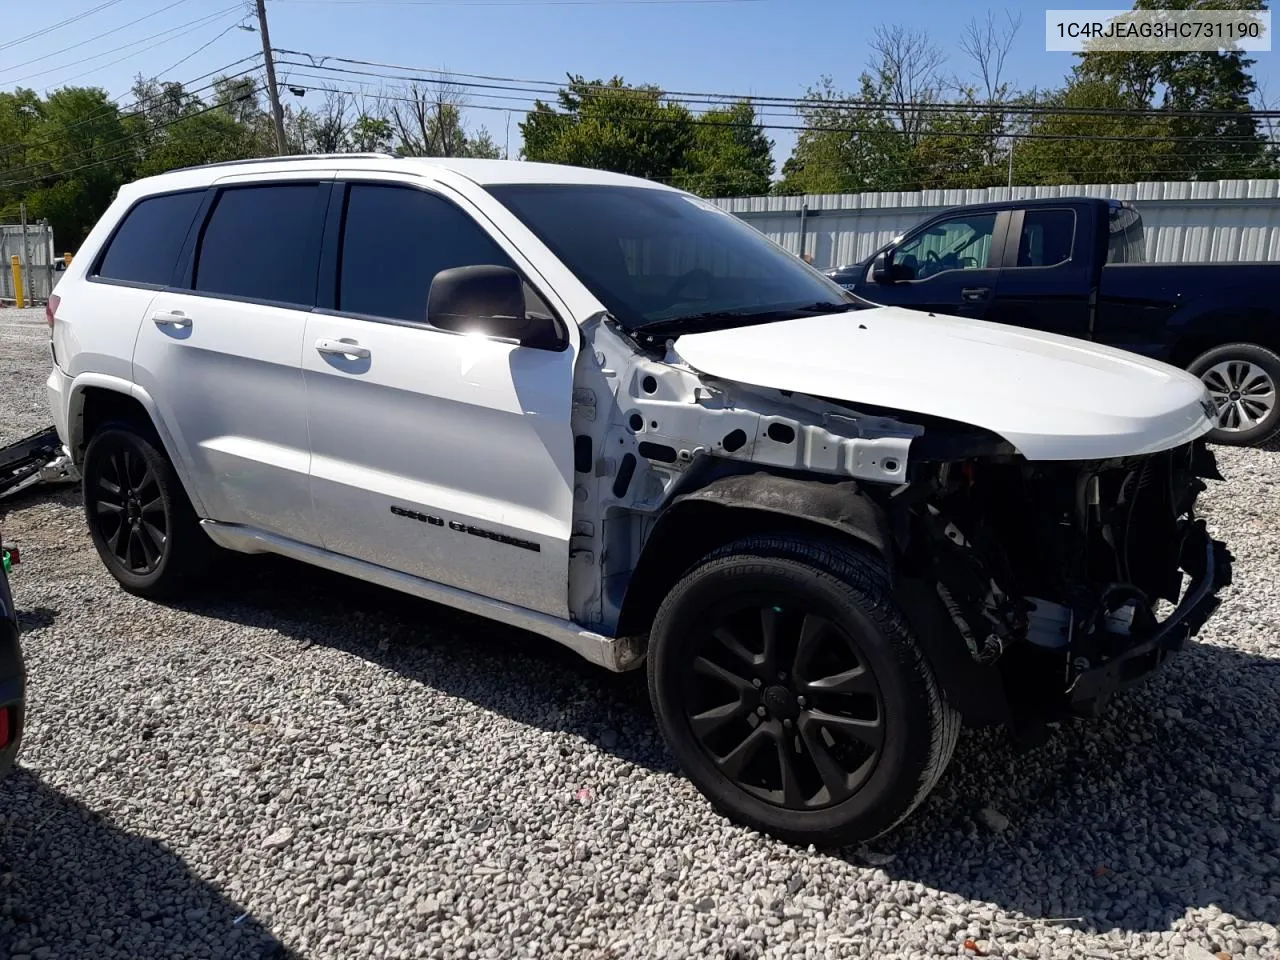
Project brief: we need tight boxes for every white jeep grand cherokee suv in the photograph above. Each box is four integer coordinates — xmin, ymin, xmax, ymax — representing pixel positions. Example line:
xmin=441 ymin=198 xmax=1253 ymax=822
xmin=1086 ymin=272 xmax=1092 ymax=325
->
xmin=48 ymin=155 xmax=1232 ymax=845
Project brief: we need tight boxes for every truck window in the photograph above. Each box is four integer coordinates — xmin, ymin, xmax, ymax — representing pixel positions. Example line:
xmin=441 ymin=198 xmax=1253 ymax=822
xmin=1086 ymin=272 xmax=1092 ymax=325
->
xmin=1106 ymin=205 xmax=1146 ymax=264
xmin=893 ymin=213 xmax=996 ymax=281
xmin=1011 ymin=209 xmax=1075 ymax=268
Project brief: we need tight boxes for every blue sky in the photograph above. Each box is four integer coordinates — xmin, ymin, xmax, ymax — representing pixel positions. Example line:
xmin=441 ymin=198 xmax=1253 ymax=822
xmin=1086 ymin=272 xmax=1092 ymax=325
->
xmin=5 ymin=0 xmax=1279 ymax=168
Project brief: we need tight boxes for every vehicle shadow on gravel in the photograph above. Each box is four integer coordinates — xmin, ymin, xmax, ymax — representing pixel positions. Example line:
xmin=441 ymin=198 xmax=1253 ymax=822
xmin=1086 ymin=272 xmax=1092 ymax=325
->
xmin=171 ymin=554 xmax=1280 ymax=937
xmin=0 ymin=769 xmax=293 ymax=959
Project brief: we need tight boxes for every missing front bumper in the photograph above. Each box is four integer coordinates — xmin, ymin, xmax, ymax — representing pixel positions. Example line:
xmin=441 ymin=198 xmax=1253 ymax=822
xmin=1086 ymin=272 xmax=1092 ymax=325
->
xmin=1067 ymin=519 xmax=1232 ymax=706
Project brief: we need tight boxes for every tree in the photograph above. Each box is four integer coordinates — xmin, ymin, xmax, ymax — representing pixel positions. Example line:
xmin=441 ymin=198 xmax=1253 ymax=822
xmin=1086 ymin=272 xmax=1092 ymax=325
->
xmin=1069 ymin=0 xmax=1274 ymax=178
xmin=670 ymin=101 xmax=774 ymax=197
xmin=521 ymin=75 xmax=695 ymax=181
xmin=7 ymin=86 xmax=133 ymax=244
xmin=389 ymin=79 xmax=500 ymax=158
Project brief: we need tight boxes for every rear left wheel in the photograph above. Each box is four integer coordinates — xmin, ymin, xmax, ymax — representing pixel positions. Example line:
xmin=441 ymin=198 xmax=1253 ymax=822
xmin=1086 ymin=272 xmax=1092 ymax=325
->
xmin=82 ymin=423 xmax=209 ymax=599
xmin=646 ymin=535 xmax=959 ymax=847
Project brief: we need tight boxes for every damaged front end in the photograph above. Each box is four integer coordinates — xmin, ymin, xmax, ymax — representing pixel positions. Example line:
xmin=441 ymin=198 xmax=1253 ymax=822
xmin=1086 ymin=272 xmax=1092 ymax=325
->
xmin=900 ymin=439 xmax=1232 ymax=734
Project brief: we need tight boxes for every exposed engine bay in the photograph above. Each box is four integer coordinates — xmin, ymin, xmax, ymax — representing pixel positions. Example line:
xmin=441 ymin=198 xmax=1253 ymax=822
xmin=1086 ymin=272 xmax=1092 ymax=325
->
xmin=894 ymin=438 xmax=1231 ymax=728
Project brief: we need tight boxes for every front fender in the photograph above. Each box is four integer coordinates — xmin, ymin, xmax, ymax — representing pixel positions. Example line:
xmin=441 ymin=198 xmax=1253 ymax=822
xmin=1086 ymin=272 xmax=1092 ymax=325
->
xmin=666 ymin=471 xmax=893 ymax=559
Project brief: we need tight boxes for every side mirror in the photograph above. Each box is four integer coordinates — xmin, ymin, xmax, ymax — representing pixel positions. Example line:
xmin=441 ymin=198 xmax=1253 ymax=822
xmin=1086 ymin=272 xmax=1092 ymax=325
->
xmin=427 ymin=265 xmax=561 ymax=349
xmin=871 ymin=251 xmax=893 ymax=284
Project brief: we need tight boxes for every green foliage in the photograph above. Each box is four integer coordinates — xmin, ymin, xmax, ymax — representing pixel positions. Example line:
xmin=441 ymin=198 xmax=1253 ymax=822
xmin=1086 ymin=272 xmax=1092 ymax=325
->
xmin=777 ymin=1 xmax=1278 ymax=196
xmin=520 ymin=75 xmax=773 ymax=193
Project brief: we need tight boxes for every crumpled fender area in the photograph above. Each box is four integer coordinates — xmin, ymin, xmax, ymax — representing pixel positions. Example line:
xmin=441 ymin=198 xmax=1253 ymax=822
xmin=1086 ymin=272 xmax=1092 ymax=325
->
xmin=665 ymin=471 xmax=893 ymax=559
xmin=612 ymin=470 xmax=897 ymax=639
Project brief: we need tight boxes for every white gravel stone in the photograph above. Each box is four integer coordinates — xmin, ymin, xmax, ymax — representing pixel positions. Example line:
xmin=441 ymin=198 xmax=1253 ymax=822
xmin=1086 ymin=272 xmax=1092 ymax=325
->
xmin=2 ymin=303 xmax=1279 ymax=958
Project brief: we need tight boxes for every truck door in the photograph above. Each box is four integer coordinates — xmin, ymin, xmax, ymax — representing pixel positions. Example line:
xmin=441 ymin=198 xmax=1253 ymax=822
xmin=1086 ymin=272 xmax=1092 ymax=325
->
xmin=858 ymin=210 xmax=1006 ymax=320
xmin=988 ymin=207 xmax=1094 ymax=340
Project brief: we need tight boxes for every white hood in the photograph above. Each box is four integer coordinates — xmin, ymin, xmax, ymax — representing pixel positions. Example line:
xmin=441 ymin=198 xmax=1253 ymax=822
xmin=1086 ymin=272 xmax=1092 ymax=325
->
xmin=670 ymin=306 xmax=1213 ymax=461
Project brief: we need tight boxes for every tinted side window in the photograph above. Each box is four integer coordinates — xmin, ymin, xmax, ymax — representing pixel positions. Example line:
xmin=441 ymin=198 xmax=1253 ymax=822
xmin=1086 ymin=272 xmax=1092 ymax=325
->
xmin=194 ymin=184 xmax=325 ymax=306
xmin=894 ymin=213 xmax=997 ymax=281
xmin=1013 ymin=210 xmax=1075 ymax=268
xmin=338 ymin=183 xmax=516 ymax=323
xmin=96 ymin=191 xmax=204 ymax=286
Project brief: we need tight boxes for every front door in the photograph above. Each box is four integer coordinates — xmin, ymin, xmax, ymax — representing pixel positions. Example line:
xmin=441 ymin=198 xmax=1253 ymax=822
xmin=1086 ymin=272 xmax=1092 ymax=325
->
xmin=132 ymin=176 xmax=332 ymax=546
xmin=862 ymin=210 xmax=1004 ymax=319
xmin=303 ymin=178 xmax=577 ymax=618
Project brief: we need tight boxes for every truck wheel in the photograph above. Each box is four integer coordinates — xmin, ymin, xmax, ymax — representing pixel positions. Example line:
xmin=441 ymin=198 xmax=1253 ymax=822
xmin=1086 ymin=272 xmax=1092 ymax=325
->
xmin=1188 ymin=342 xmax=1280 ymax=446
xmin=82 ymin=422 xmax=209 ymax=599
xmin=646 ymin=535 xmax=959 ymax=847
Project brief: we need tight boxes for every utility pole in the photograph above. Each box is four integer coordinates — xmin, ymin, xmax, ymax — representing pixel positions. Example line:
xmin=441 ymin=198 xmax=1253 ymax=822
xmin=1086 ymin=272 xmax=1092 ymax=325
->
xmin=255 ymin=0 xmax=287 ymax=155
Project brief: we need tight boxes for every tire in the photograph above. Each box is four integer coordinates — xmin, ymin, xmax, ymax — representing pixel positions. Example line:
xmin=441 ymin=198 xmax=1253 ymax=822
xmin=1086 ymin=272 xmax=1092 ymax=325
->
xmin=1187 ymin=342 xmax=1280 ymax=447
xmin=82 ymin=421 xmax=210 ymax=599
xmin=646 ymin=535 xmax=959 ymax=847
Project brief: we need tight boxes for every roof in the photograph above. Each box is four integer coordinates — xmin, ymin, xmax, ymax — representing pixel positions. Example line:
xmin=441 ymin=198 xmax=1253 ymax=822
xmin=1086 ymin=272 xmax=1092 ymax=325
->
xmin=124 ymin=153 xmax=676 ymax=197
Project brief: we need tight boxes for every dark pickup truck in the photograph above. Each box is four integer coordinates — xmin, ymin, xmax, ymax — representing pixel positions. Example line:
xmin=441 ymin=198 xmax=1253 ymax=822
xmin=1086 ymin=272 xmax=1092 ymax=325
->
xmin=827 ymin=197 xmax=1280 ymax=446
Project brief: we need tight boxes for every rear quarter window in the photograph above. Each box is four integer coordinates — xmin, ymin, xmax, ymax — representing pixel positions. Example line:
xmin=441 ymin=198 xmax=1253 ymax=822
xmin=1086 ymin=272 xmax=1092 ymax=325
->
xmin=94 ymin=190 xmax=205 ymax=287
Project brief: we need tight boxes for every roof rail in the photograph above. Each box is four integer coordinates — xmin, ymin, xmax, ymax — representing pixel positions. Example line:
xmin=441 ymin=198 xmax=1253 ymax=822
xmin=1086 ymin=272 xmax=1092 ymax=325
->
xmin=169 ymin=152 xmax=396 ymax=174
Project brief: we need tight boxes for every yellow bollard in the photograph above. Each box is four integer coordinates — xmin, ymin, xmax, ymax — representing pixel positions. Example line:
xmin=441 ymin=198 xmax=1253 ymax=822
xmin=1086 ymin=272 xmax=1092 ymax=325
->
xmin=9 ymin=256 xmax=24 ymax=309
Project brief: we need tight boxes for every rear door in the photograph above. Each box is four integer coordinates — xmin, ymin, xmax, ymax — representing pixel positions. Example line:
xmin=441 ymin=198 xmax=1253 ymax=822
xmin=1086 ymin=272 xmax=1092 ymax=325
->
xmin=987 ymin=206 xmax=1094 ymax=340
xmin=302 ymin=175 xmax=578 ymax=618
xmin=861 ymin=209 xmax=1007 ymax=319
xmin=131 ymin=173 xmax=333 ymax=545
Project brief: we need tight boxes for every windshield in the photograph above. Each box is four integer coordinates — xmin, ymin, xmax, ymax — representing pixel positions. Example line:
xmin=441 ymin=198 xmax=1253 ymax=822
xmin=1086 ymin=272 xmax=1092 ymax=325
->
xmin=485 ymin=183 xmax=858 ymax=332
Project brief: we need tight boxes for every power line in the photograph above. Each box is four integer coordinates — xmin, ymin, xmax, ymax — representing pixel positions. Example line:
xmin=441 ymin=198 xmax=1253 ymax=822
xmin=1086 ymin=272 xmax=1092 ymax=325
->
xmin=20 ymin=11 xmax=251 ymax=92
xmin=0 ymin=89 xmax=258 ymax=191
xmin=1 ymin=5 xmax=246 ymax=89
xmin=273 ymin=48 xmax=1280 ymax=123
xmin=277 ymin=78 xmax=1277 ymax=147
xmin=0 ymin=0 xmax=129 ymax=54
xmin=0 ymin=67 xmax=265 ymax=185
xmin=0 ymin=55 xmax=263 ymax=161
xmin=275 ymin=0 xmax=766 ymax=4
xmin=151 ymin=20 xmax=251 ymax=80
xmin=0 ymin=0 xmax=201 ymax=77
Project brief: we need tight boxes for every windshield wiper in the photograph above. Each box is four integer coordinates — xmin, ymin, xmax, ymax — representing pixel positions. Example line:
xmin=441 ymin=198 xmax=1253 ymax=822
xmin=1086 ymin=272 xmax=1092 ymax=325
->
xmin=635 ymin=300 xmax=861 ymax=336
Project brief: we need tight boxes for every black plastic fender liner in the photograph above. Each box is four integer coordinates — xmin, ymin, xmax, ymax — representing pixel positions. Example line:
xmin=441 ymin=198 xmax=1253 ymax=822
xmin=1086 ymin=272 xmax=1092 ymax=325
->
xmin=613 ymin=470 xmax=897 ymax=639
xmin=664 ymin=471 xmax=895 ymax=560
xmin=894 ymin=575 xmax=1011 ymax=729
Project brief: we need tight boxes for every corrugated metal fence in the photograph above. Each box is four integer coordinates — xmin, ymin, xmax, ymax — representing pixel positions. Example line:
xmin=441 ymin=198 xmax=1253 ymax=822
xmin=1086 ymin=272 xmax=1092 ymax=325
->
xmin=0 ymin=221 xmax=57 ymax=303
xmin=713 ymin=178 xmax=1280 ymax=270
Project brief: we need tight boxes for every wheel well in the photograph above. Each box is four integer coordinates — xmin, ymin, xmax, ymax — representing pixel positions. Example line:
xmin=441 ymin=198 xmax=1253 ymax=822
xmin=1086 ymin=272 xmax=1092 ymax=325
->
xmin=1170 ymin=329 xmax=1280 ymax=370
xmin=615 ymin=501 xmax=885 ymax=639
xmin=76 ymin=387 xmax=159 ymax=456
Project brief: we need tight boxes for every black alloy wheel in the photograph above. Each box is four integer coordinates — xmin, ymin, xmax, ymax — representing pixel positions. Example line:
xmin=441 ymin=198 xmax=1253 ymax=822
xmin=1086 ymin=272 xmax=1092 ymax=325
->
xmin=648 ymin=535 xmax=959 ymax=847
xmin=681 ymin=598 xmax=885 ymax=810
xmin=91 ymin=441 xmax=168 ymax=575
xmin=82 ymin=423 xmax=209 ymax=598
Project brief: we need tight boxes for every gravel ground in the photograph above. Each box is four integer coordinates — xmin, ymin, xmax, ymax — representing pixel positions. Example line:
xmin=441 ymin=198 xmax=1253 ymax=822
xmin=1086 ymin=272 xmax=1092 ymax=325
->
xmin=2 ymin=304 xmax=1279 ymax=960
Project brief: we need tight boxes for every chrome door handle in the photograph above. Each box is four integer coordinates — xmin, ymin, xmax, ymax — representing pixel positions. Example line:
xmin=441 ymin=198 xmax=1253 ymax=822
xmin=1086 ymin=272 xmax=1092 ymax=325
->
xmin=152 ymin=311 xmax=191 ymax=330
xmin=316 ymin=337 xmax=371 ymax=360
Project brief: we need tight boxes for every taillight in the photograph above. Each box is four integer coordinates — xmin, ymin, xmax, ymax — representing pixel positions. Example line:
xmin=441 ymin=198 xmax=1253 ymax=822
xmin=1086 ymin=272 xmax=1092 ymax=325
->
xmin=0 ymin=708 xmax=10 ymax=750
xmin=46 ymin=293 xmax=60 ymax=330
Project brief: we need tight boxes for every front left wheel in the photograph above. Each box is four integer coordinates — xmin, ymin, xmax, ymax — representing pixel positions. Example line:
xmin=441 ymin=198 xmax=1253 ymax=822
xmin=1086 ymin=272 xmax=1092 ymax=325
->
xmin=646 ymin=535 xmax=959 ymax=847
xmin=82 ymin=423 xmax=209 ymax=599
